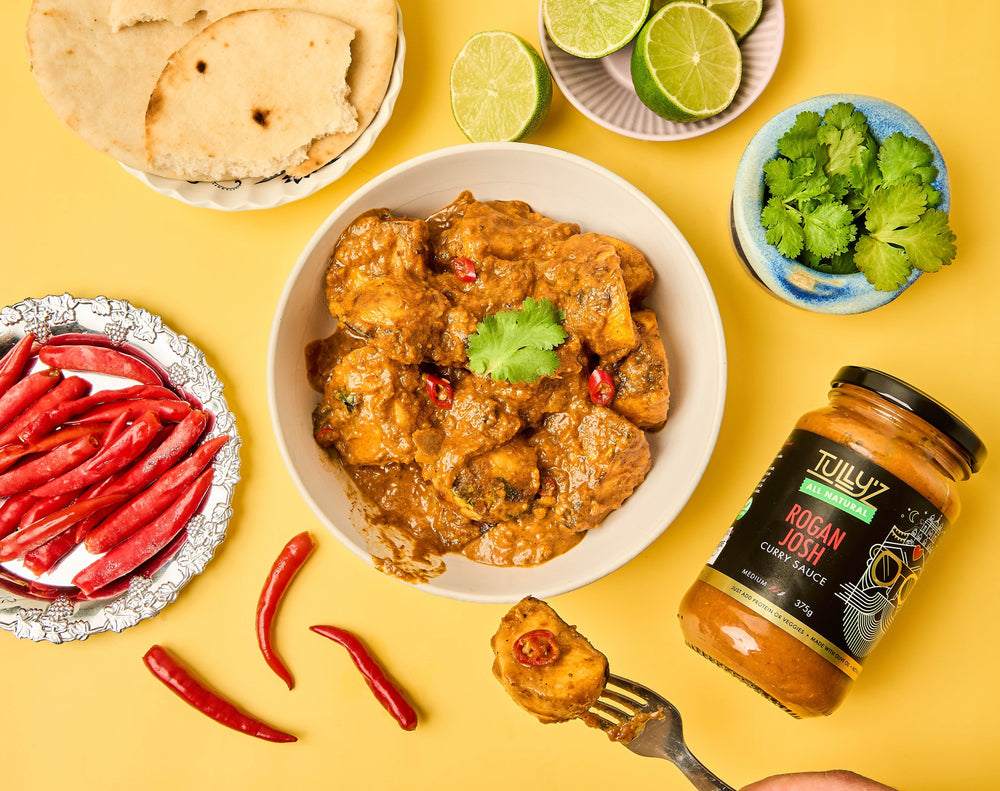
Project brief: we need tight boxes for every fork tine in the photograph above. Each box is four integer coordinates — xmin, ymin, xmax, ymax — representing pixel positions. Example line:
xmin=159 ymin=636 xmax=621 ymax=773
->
xmin=606 ymin=673 xmax=662 ymax=702
xmin=598 ymin=688 xmax=643 ymax=712
xmin=591 ymin=699 xmax=632 ymax=722
xmin=587 ymin=712 xmax=619 ymax=731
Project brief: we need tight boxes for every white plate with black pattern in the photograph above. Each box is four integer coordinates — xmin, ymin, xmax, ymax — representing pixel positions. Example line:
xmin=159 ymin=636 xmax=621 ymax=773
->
xmin=0 ymin=294 xmax=240 ymax=642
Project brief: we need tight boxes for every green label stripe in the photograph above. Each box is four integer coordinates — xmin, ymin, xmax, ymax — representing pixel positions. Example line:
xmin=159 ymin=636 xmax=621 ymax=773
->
xmin=699 ymin=567 xmax=862 ymax=679
xmin=799 ymin=477 xmax=875 ymax=524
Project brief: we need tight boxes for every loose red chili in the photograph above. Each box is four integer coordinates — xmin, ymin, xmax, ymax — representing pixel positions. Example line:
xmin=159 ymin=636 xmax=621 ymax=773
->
xmin=588 ymin=368 xmax=615 ymax=406
xmin=513 ymin=629 xmax=561 ymax=666
xmin=143 ymin=645 xmax=296 ymax=743
xmin=310 ymin=624 xmax=418 ymax=731
xmin=255 ymin=530 xmax=316 ymax=689
xmin=452 ymin=255 xmax=477 ymax=282
xmin=424 ymin=374 xmax=454 ymax=410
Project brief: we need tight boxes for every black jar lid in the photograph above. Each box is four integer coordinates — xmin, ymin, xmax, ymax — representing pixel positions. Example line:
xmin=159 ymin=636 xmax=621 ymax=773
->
xmin=832 ymin=366 xmax=987 ymax=473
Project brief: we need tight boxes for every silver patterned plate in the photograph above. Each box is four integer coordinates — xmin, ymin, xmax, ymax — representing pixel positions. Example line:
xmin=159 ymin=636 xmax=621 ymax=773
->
xmin=0 ymin=295 xmax=240 ymax=642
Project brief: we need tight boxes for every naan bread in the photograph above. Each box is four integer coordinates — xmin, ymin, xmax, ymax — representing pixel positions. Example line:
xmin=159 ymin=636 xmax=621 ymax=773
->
xmin=109 ymin=0 xmax=206 ymax=30
xmin=26 ymin=0 xmax=398 ymax=180
xmin=144 ymin=9 xmax=357 ymax=182
xmin=27 ymin=0 xmax=210 ymax=176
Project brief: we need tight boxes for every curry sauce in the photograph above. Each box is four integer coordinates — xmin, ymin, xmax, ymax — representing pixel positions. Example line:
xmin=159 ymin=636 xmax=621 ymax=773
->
xmin=679 ymin=367 xmax=985 ymax=717
xmin=305 ymin=192 xmax=669 ymax=582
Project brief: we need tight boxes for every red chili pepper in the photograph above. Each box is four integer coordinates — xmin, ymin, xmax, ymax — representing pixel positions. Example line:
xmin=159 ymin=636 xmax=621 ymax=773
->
xmin=38 ymin=343 xmax=162 ymax=386
xmin=18 ymin=383 xmax=177 ymax=444
xmin=142 ymin=645 xmax=296 ymax=743
xmin=0 ymin=368 xmax=63 ymax=436
xmin=0 ymin=423 xmax=106 ymax=474
xmin=67 ymin=411 xmax=209 ymax=546
xmin=0 ymin=494 xmax=127 ymax=562
xmin=0 ymin=493 xmax=36 ymax=540
xmin=256 ymin=531 xmax=316 ymax=689
xmin=71 ymin=397 xmax=192 ymax=425
xmin=513 ymin=629 xmax=561 ymax=666
xmin=73 ymin=468 xmax=213 ymax=595
xmin=0 ymin=434 xmax=101 ymax=497
xmin=0 ymin=375 xmax=90 ymax=446
xmin=424 ymin=374 xmax=453 ymax=409
xmin=31 ymin=411 xmax=161 ymax=498
xmin=310 ymin=624 xmax=418 ymax=731
xmin=84 ymin=434 xmax=228 ymax=554
xmin=0 ymin=334 xmax=35 ymax=397
xmin=588 ymin=368 xmax=615 ymax=406
xmin=452 ymin=255 xmax=477 ymax=283
xmin=76 ymin=527 xmax=188 ymax=599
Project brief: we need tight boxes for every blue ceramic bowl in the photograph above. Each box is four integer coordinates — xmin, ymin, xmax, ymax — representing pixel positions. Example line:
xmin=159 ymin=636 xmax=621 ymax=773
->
xmin=730 ymin=94 xmax=950 ymax=314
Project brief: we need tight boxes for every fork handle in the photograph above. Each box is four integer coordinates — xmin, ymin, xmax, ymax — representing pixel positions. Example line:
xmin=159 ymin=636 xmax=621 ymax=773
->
xmin=675 ymin=747 xmax=738 ymax=791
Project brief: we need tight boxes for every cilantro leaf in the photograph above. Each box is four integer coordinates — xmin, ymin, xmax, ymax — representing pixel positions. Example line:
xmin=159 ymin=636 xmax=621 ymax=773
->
xmin=466 ymin=297 xmax=567 ymax=383
xmin=824 ymin=102 xmax=871 ymax=135
xmin=764 ymin=156 xmax=829 ymax=204
xmin=846 ymin=143 xmax=881 ymax=207
xmin=819 ymin=124 xmax=867 ymax=179
xmin=777 ymin=111 xmax=825 ymax=163
xmin=879 ymin=131 xmax=936 ymax=184
xmin=875 ymin=208 xmax=956 ymax=273
xmin=802 ymin=202 xmax=856 ymax=258
xmin=761 ymin=197 xmax=805 ymax=259
xmin=865 ymin=180 xmax=927 ymax=236
xmin=854 ymin=235 xmax=914 ymax=291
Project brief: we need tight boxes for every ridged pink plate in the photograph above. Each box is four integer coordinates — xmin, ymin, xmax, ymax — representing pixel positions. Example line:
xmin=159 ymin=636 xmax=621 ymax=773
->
xmin=539 ymin=0 xmax=784 ymax=141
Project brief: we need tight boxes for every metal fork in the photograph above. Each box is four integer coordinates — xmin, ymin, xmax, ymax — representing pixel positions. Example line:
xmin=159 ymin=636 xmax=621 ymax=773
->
xmin=590 ymin=674 xmax=736 ymax=791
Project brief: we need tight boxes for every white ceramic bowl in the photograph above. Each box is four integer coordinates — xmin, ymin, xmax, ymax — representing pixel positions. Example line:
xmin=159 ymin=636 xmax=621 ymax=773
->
xmin=731 ymin=93 xmax=950 ymax=313
xmin=267 ymin=143 xmax=726 ymax=603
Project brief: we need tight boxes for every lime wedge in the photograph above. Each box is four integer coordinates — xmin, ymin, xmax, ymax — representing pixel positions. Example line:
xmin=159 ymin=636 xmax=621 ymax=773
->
xmin=630 ymin=1 xmax=742 ymax=121
xmin=704 ymin=0 xmax=763 ymax=39
xmin=450 ymin=31 xmax=552 ymax=143
xmin=543 ymin=0 xmax=652 ymax=59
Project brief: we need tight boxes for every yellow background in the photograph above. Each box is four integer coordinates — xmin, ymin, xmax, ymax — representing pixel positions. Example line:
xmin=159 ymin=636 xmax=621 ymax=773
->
xmin=2 ymin=1 xmax=998 ymax=788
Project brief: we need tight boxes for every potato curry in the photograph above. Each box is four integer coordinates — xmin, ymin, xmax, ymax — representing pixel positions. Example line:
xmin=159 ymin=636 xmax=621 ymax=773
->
xmin=305 ymin=191 xmax=669 ymax=582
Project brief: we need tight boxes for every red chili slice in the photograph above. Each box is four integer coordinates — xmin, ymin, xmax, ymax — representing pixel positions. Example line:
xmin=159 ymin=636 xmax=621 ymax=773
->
xmin=452 ymin=256 xmax=477 ymax=283
xmin=513 ymin=629 xmax=561 ymax=666
xmin=424 ymin=374 xmax=453 ymax=409
xmin=588 ymin=368 xmax=615 ymax=406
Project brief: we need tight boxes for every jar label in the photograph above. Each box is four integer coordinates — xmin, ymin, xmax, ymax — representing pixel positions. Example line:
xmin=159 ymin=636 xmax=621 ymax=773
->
xmin=701 ymin=429 xmax=948 ymax=679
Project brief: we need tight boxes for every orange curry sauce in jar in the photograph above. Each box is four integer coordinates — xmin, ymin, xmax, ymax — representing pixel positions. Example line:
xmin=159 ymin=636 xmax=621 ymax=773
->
xmin=678 ymin=366 xmax=986 ymax=717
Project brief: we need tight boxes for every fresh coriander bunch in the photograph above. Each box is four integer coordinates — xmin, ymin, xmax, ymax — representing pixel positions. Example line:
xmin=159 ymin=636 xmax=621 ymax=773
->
xmin=760 ymin=102 xmax=956 ymax=291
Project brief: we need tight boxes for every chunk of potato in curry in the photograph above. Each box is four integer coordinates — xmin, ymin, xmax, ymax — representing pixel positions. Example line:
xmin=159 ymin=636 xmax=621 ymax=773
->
xmin=492 ymin=597 xmax=609 ymax=724
xmin=306 ymin=191 xmax=669 ymax=582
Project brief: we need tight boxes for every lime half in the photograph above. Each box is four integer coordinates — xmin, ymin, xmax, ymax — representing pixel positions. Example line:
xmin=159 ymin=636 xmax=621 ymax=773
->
xmin=630 ymin=1 xmax=742 ymax=122
xmin=450 ymin=31 xmax=552 ymax=143
xmin=543 ymin=0 xmax=652 ymax=59
xmin=705 ymin=0 xmax=763 ymax=39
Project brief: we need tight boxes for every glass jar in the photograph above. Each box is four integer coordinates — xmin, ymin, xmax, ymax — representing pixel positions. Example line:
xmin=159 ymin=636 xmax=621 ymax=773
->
xmin=678 ymin=366 xmax=986 ymax=717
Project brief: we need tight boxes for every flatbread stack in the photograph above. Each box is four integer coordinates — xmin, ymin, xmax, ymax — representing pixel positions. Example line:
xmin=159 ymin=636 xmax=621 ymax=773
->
xmin=26 ymin=0 xmax=398 ymax=182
